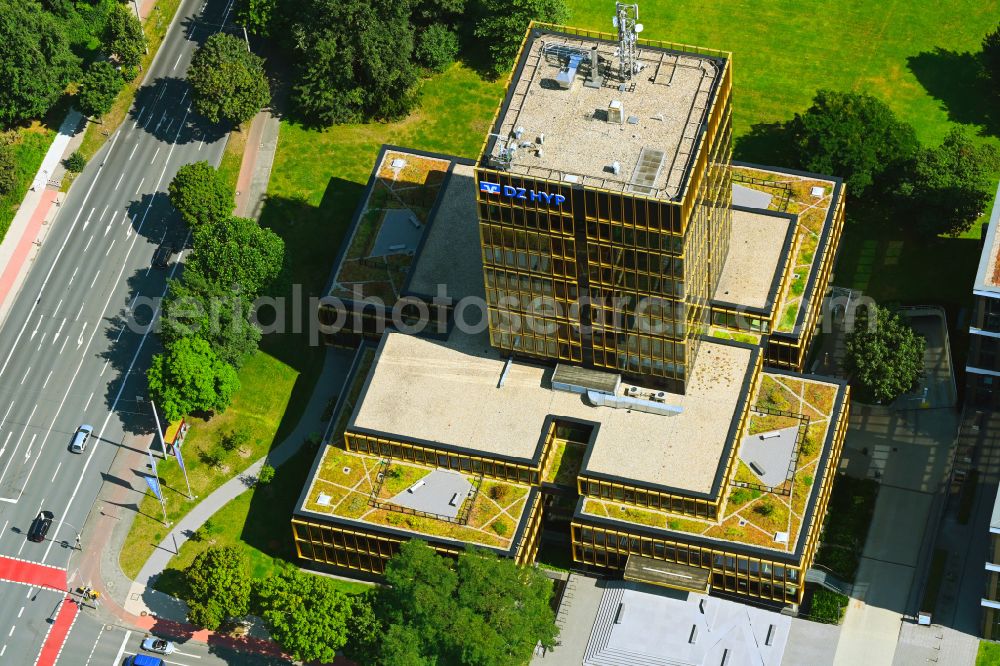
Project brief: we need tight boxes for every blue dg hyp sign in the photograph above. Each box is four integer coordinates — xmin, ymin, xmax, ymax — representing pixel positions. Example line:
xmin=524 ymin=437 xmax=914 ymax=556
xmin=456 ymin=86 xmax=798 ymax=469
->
xmin=480 ymin=181 xmax=565 ymax=206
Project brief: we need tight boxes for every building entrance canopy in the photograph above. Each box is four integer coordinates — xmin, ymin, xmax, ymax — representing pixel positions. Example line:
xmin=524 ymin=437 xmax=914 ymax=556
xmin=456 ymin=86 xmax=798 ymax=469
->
xmin=624 ymin=554 xmax=711 ymax=593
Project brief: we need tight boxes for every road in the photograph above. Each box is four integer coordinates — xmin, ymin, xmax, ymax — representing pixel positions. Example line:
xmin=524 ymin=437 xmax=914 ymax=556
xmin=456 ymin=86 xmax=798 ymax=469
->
xmin=0 ymin=0 xmax=242 ymax=662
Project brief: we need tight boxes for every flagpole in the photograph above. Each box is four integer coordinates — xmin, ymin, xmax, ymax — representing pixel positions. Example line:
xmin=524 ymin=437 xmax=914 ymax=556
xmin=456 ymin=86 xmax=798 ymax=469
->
xmin=150 ymin=400 xmax=168 ymax=459
xmin=147 ymin=448 xmax=169 ymax=525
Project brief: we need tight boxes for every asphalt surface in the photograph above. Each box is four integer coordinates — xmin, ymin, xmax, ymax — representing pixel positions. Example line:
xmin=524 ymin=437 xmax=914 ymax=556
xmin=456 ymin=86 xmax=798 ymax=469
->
xmin=0 ymin=0 xmax=242 ymax=661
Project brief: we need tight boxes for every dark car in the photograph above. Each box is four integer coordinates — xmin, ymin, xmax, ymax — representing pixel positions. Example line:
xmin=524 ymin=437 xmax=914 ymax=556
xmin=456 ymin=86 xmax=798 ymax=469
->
xmin=27 ymin=511 xmax=53 ymax=542
xmin=152 ymin=242 xmax=178 ymax=269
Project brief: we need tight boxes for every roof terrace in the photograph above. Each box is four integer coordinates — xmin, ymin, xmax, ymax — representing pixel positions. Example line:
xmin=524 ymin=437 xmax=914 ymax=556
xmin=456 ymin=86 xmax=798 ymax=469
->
xmin=484 ymin=28 xmax=726 ymax=200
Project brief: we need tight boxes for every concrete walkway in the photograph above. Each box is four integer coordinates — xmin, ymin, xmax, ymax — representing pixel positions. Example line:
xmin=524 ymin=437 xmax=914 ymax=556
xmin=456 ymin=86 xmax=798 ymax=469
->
xmin=126 ymin=347 xmax=353 ymax=618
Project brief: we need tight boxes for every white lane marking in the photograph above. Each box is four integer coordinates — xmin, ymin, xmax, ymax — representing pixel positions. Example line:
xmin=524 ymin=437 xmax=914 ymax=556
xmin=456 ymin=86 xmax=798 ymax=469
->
xmin=58 ymin=337 xmax=67 ymax=355
xmin=114 ymin=173 xmax=124 ymax=190
xmin=69 ymin=267 xmax=79 ymax=284
xmin=16 ymin=607 xmax=22 ymax=619
xmin=99 ymin=204 xmax=109 ymax=222
xmin=77 ymin=322 xmax=88 ymax=348
xmin=173 ymin=649 xmax=202 ymax=658
xmin=49 ymin=462 xmax=61 ymax=484
xmin=54 ymin=298 xmax=63 ymax=315
xmin=135 ymin=106 xmax=145 ymax=125
xmin=99 ymin=361 xmax=109 ymax=377
xmin=198 ymin=139 xmax=204 ymax=151
xmin=150 ymin=146 xmax=161 ymax=164
xmin=1 ymin=644 xmax=6 ymax=657
xmin=0 ymin=138 xmax=107 ymax=377
xmin=0 ymin=404 xmax=37 ymax=488
xmin=25 ymin=588 xmax=32 ymax=599
xmin=179 ymin=89 xmax=188 ymax=105
xmin=112 ymin=631 xmax=132 ymax=666
xmin=42 ymin=371 xmax=52 ymax=388
xmin=35 ymin=332 xmax=47 ymax=351
xmin=173 ymin=52 xmax=184 ymax=70
xmin=29 ymin=315 xmax=41 ymax=340
xmin=0 ymin=402 xmax=13 ymax=426
xmin=114 ymin=326 xmax=126 ymax=342
xmin=134 ymin=177 xmax=145 ymax=195
xmin=53 ymin=318 xmax=66 ymax=341
xmin=89 ymin=271 xmax=99 ymax=289
xmin=24 ymin=434 xmax=35 ymax=459
xmin=83 ymin=234 xmax=94 ymax=252
xmin=129 ymin=143 xmax=139 ymax=160
xmin=7 ymin=626 xmax=12 ymax=637
xmin=105 ymin=127 xmax=121 ymax=160
xmin=82 ymin=207 xmax=94 ymax=230
xmin=75 ymin=302 xmax=84 ymax=321
xmin=84 ymin=392 xmax=94 ymax=411
xmin=105 ymin=238 xmax=116 ymax=256
xmin=19 ymin=368 xmax=29 ymax=385
xmin=0 ymin=519 xmax=6 ymax=545
xmin=0 ymin=431 xmax=9 ymax=458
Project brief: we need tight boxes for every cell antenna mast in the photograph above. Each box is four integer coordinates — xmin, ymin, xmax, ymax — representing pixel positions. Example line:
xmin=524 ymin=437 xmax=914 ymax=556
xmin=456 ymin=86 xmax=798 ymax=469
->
xmin=613 ymin=3 xmax=641 ymax=81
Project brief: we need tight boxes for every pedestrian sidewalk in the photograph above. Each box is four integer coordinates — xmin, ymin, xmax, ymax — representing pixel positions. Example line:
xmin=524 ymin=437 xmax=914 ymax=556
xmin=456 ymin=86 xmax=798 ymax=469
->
xmin=66 ymin=349 xmax=352 ymax=660
xmin=233 ymin=105 xmax=280 ymax=220
xmin=0 ymin=109 xmax=85 ymax=329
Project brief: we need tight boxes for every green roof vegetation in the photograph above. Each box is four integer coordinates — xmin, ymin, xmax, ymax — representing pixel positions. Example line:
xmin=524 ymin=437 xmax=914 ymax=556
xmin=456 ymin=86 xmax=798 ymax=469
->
xmin=709 ymin=328 xmax=762 ymax=345
xmin=329 ymin=151 xmax=450 ymax=302
xmin=303 ymin=446 xmax=531 ymax=550
xmin=542 ymin=440 xmax=586 ymax=485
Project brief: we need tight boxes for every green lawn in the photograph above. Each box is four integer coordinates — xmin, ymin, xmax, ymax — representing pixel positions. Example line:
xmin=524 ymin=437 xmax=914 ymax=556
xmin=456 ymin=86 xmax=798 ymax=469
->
xmin=980 ymin=641 xmax=1000 ymax=666
xmin=564 ymin=0 xmax=1000 ymax=146
xmin=0 ymin=128 xmax=54 ymax=242
xmin=153 ymin=447 xmax=373 ymax=598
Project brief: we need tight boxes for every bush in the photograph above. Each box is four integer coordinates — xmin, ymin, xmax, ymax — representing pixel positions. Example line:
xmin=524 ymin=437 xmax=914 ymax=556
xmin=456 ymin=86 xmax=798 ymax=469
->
xmin=222 ymin=428 xmax=250 ymax=452
xmin=488 ymin=483 xmax=510 ymax=503
xmin=120 ymin=65 xmax=139 ymax=81
xmin=491 ymin=519 xmax=509 ymax=536
xmin=0 ymin=143 xmax=16 ymax=195
xmin=809 ymin=588 xmax=849 ymax=624
xmin=258 ymin=464 xmax=275 ymax=485
xmin=63 ymin=151 xmax=86 ymax=173
xmin=729 ymin=487 xmax=760 ymax=506
xmin=415 ymin=23 xmax=459 ymax=73
xmin=754 ymin=501 xmax=775 ymax=517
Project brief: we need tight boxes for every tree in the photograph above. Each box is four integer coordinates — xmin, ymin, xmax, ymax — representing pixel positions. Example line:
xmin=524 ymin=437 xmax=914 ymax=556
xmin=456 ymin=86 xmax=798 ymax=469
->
xmin=361 ymin=540 xmax=558 ymax=665
xmin=983 ymin=22 xmax=1000 ymax=90
xmin=187 ymin=216 xmax=285 ymax=298
xmin=160 ymin=272 xmax=261 ymax=367
xmin=898 ymin=128 xmax=1000 ymax=236
xmin=0 ymin=1 xmax=79 ymax=125
xmin=256 ymin=569 xmax=357 ymax=662
xmin=77 ymin=60 xmax=123 ymax=118
xmin=184 ymin=546 xmax=251 ymax=630
xmin=788 ymin=90 xmax=918 ymax=197
xmin=415 ymin=23 xmax=459 ymax=72
xmin=147 ymin=335 xmax=240 ymax=421
xmin=104 ymin=2 xmax=146 ymax=69
xmin=288 ymin=0 xmax=419 ymax=125
xmin=63 ymin=151 xmax=86 ymax=172
xmin=843 ymin=305 xmax=925 ymax=404
xmin=167 ymin=161 xmax=234 ymax=228
xmin=473 ymin=0 xmax=568 ymax=78
xmin=236 ymin=0 xmax=278 ymax=37
xmin=188 ymin=33 xmax=270 ymax=124
xmin=0 ymin=143 xmax=16 ymax=195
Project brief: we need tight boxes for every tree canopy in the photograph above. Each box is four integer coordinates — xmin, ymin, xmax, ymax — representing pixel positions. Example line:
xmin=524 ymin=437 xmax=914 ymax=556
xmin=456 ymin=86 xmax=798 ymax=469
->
xmin=77 ymin=60 xmax=123 ymax=118
xmin=168 ymin=161 xmax=234 ymax=228
xmin=104 ymin=2 xmax=145 ymax=69
xmin=415 ymin=23 xmax=460 ymax=73
xmin=844 ymin=305 xmax=925 ymax=404
xmin=789 ymin=90 xmax=918 ymax=197
xmin=188 ymin=33 xmax=270 ymax=125
xmin=183 ymin=546 xmax=252 ymax=630
xmin=983 ymin=22 xmax=1000 ymax=90
xmin=473 ymin=0 xmax=569 ymax=78
xmin=0 ymin=1 xmax=79 ymax=126
xmin=160 ymin=272 xmax=261 ymax=368
xmin=236 ymin=0 xmax=278 ymax=37
xmin=147 ymin=335 xmax=240 ymax=421
xmin=187 ymin=216 xmax=285 ymax=298
xmin=898 ymin=128 xmax=1000 ymax=236
xmin=288 ymin=0 xmax=419 ymax=125
xmin=352 ymin=540 xmax=558 ymax=665
xmin=255 ymin=569 xmax=357 ymax=663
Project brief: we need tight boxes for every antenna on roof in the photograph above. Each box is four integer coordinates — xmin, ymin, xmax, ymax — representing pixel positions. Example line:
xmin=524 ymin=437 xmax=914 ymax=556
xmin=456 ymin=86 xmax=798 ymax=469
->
xmin=613 ymin=2 xmax=641 ymax=81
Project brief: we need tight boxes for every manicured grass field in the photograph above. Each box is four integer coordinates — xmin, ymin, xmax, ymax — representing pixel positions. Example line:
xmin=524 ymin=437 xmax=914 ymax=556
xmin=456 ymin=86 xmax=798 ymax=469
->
xmin=564 ymin=0 xmax=1000 ymax=146
xmin=980 ymin=641 xmax=1000 ymax=666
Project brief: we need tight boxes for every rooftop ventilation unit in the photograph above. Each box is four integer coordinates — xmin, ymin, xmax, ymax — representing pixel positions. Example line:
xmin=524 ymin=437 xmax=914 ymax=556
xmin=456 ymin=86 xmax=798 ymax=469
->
xmin=626 ymin=385 xmax=640 ymax=397
xmin=608 ymin=99 xmax=625 ymax=124
xmin=587 ymin=389 xmax=683 ymax=416
xmin=652 ymin=391 xmax=667 ymax=402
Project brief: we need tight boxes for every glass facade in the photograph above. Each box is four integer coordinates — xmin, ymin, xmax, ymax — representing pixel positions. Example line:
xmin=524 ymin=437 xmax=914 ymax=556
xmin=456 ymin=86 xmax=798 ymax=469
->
xmin=477 ymin=51 xmax=733 ymax=393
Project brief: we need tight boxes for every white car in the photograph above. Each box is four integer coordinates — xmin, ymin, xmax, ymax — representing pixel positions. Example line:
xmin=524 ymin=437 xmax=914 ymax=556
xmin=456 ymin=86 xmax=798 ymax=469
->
xmin=140 ymin=637 xmax=176 ymax=655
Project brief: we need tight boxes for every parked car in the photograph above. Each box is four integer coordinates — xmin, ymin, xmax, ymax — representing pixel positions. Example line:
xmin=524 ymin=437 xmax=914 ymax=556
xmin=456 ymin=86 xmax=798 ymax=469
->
xmin=27 ymin=511 xmax=53 ymax=542
xmin=125 ymin=655 xmax=163 ymax=666
xmin=70 ymin=424 xmax=93 ymax=453
xmin=140 ymin=637 xmax=176 ymax=655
